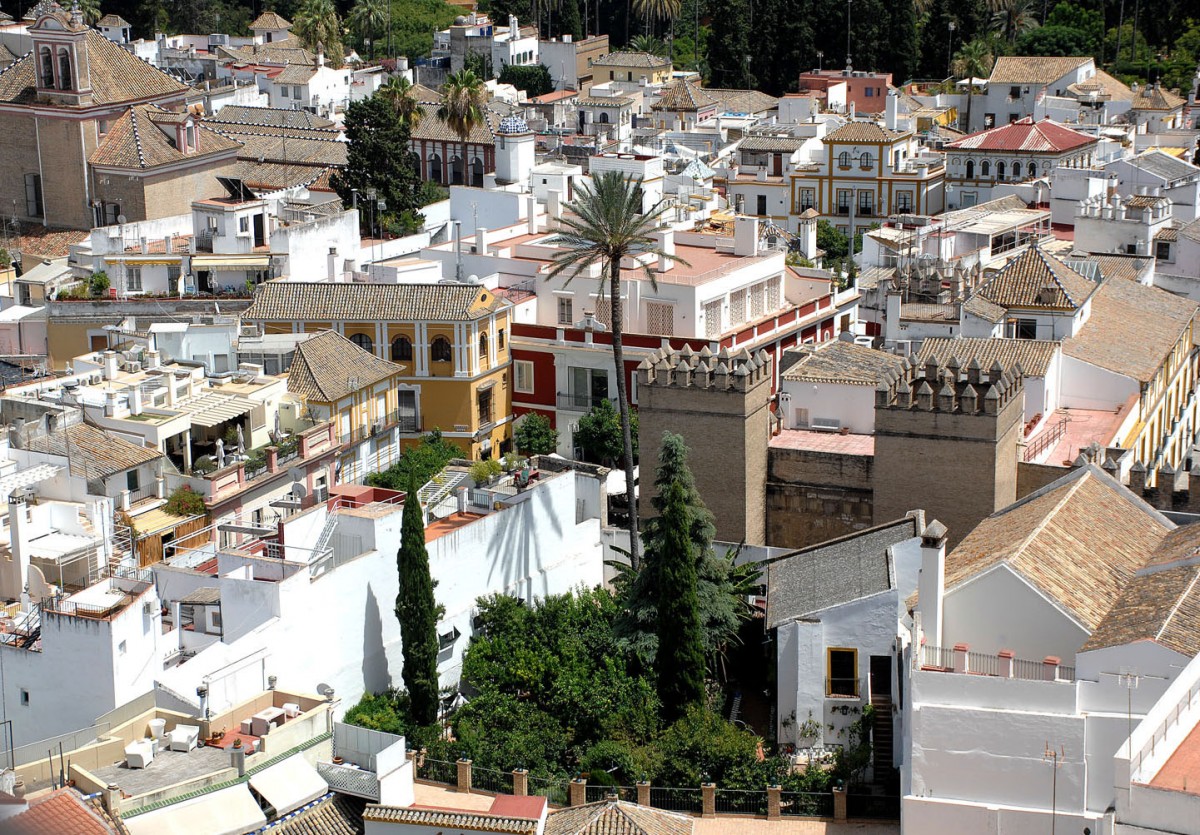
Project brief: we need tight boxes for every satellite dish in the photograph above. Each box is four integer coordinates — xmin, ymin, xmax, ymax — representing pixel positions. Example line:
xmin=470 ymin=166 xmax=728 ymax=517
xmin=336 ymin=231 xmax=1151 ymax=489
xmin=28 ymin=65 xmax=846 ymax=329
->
xmin=288 ymin=467 xmax=304 ymax=482
xmin=291 ymin=482 xmax=307 ymax=499
xmin=117 ymin=214 xmax=127 ymax=224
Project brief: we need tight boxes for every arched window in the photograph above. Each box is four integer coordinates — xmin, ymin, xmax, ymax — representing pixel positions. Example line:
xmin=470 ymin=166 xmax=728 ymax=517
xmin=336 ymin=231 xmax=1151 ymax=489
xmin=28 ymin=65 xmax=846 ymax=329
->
xmin=996 ymin=161 xmax=1006 ymax=179
xmin=859 ymin=152 xmax=874 ymax=170
xmin=429 ymin=153 xmax=442 ymax=184
xmin=57 ymin=48 xmax=71 ymax=90
xmin=349 ymin=332 xmax=374 ymax=353
xmin=838 ymin=151 xmax=851 ymax=167
xmin=391 ymin=335 xmax=412 ymax=362
xmin=471 ymin=157 xmax=484 ymax=188
xmin=1028 ymin=162 xmax=1037 ymax=178
xmin=981 ymin=160 xmax=990 ymax=176
xmin=450 ymin=156 xmax=463 ymax=185
xmin=965 ymin=159 xmax=975 ymax=178
xmin=478 ymin=331 xmax=488 ymax=358
xmin=598 ymin=111 xmax=610 ymax=124
xmin=1012 ymin=161 xmax=1022 ymax=179
xmin=431 ymin=336 xmax=452 ymax=362
xmin=39 ymin=47 xmax=53 ymax=88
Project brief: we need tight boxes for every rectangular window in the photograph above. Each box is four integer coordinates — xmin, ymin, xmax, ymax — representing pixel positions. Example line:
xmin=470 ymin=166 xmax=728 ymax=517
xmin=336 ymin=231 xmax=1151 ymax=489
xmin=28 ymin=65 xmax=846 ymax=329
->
xmin=857 ymin=190 xmax=874 ymax=216
xmin=646 ymin=301 xmax=673 ymax=336
xmin=749 ymin=282 xmax=766 ymax=319
xmin=20 ymin=689 xmax=29 ymax=706
xmin=118 ymin=640 xmax=127 ymax=655
xmin=568 ymin=367 xmax=608 ymax=408
xmin=1009 ymin=86 xmax=1021 ymax=99
xmin=280 ymin=85 xmax=289 ymax=97
xmin=127 ymin=469 xmax=139 ymax=491
xmin=477 ymin=388 xmax=494 ymax=425
xmin=24 ymin=173 xmax=43 ymax=218
xmin=103 ymin=202 xmax=121 ymax=225
xmin=704 ymin=299 xmax=723 ymax=338
xmin=895 ymin=191 xmax=913 ymax=213
xmin=1008 ymin=318 xmax=1038 ymax=340
xmin=827 ymin=647 xmax=858 ymax=697
xmin=865 ymin=87 xmax=874 ymax=97
xmin=595 ymin=298 xmax=625 ymax=328
xmin=498 ymin=328 xmax=505 ymax=350
xmin=557 ymin=296 xmax=573 ymax=325
xmin=293 ymin=86 xmax=301 ymax=100
xmin=211 ymin=610 xmax=222 ymax=629
xmin=126 ymin=267 xmax=142 ymax=292
xmin=239 ymin=216 xmax=250 ymax=234
xmin=798 ymin=188 xmax=816 ymax=211
xmin=766 ymin=276 xmax=782 ymax=309
xmin=836 ymin=189 xmax=850 ymax=215
xmin=756 ymin=194 xmax=767 ymax=216
xmin=1157 ymin=241 xmax=1173 ymax=261
xmin=514 ymin=359 xmax=534 ymax=393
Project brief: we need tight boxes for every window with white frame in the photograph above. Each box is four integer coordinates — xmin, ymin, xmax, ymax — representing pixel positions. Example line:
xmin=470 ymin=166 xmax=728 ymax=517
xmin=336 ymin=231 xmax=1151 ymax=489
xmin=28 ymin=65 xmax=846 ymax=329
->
xmin=729 ymin=289 xmax=746 ymax=326
xmin=703 ymin=299 xmax=723 ymax=338
xmin=239 ymin=216 xmax=250 ymax=234
xmin=126 ymin=267 xmax=142 ymax=292
xmin=557 ymin=296 xmax=573 ymax=325
xmin=514 ymin=359 xmax=534 ymax=393
xmin=646 ymin=301 xmax=673 ymax=336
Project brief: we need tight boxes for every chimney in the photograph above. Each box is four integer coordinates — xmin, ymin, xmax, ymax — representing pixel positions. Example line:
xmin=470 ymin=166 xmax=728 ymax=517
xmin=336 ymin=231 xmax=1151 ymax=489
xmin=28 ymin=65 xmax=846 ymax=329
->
xmin=164 ymin=235 xmax=173 ymax=254
xmin=145 ymin=350 xmax=160 ymax=370
xmin=885 ymin=88 xmax=899 ymax=131
xmin=733 ymin=215 xmax=760 ymax=256
xmin=105 ymin=390 xmax=119 ymax=417
xmin=527 ymin=194 xmax=538 ymax=233
xmin=129 ymin=386 xmax=143 ymax=415
xmin=476 ymin=227 xmax=489 ymax=254
xmin=548 ymin=189 xmax=563 ymax=220
xmin=655 ymin=228 xmax=675 ymax=272
xmin=327 ymin=247 xmax=338 ymax=282
xmin=918 ymin=519 xmax=948 ymax=647
xmin=102 ymin=351 xmax=120 ymax=381
xmin=140 ymin=237 xmax=149 ymax=255
xmin=316 ymin=42 xmax=325 ymax=68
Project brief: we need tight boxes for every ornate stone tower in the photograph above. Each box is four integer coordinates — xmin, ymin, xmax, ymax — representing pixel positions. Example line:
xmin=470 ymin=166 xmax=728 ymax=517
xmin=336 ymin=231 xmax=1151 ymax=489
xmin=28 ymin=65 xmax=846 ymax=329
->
xmin=635 ymin=345 xmax=773 ymax=546
xmin=873 ymin=356 xmax=1025 ymax=547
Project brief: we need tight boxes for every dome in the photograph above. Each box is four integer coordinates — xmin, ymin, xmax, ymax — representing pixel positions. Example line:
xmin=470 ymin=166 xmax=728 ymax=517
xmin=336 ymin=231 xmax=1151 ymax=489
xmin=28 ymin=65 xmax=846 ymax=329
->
xmin=497 ymin=115 xmax=531 ymax=135
xmin=455 ymin=15 xmax=467 ymax=24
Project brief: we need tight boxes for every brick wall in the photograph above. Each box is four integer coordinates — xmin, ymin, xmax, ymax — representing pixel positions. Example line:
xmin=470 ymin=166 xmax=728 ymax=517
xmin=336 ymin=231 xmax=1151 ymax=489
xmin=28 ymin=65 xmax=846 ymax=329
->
xmin=766 ymin=446 xmax=874 ymax=549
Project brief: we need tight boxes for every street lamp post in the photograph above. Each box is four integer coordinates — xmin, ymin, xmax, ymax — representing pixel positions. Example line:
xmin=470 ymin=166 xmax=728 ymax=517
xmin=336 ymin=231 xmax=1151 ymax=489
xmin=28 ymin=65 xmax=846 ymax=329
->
xmin=947 ymin=21 xmax=956 ymax=79
xmin=845 ymin=0 xmax=852 ymax=69
xmin=817 ymin=50 xmax=824 ymax=72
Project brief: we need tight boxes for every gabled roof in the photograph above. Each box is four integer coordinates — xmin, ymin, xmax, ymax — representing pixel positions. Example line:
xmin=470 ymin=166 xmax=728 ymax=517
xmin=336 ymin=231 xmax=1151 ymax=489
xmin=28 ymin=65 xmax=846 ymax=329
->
xmin=5 ymin=788 xmax=125 ymax=834
xmin=961 ymin=294 xmax=1007 ymax=324
xmin=782 ymin=340 xmax=904 ymax=386
xmin=410 ymin=102 xmax=501 ymax=144
xmin=217 ymin=42 xmax=315 ymax=66
xmin=591 ymin=51 xmax=669 ymax=68
xmin=704 ymin=88 xmax=779 ymax=115
xmin=824 ymin=121 xmax=908 ymax=144
xmin=948 ymin=117 xmax=1095 ymax=153
xmin=286 ymin=330 xmax=404 ymax=403
xmin=1131 ymin=82 xmax=1185 ymax=111
xmin=546 ymin=800 xmax=693 ymax=835
xmin=1116 ymin=149 xmax=1200 ymax=184
xmin=96 ymin=14 xmax=131 ymax=27
xmin=250 ymin=10 xmax=293 ymax=30
xmin=975 ymin=245 xmax=1096 ymax=310
xmin=272 ymin=793 xmax=365 ymax=835
xmin=1080 ymin=253 xmax=1154 ymax=283
xmin=739 ymin=135 xmax=806 ymax=153
xmin=206 ymin=105 xmax=335 ymax=129
xmin=652 ymin=78 xmax=718 ymax=112
xmin=90 ymin=104 xmax=241 ymax=169
xmin=25 ymin=422 xmax=162 ymax=478
xmin=363 ymin=805 xmax=539 ymax=834
xmin=946 ymin=465 xmax=1173 ymax=632
xmin=1066 ymin=69 xmax=1135 ymax=102
xmin=1062 ymin=275 xmax=1198 ymax=383
xmin=766 ymin=516 xmax=921 ymax=629
xmin=0 ymin=29 xmax=188 ymax=107
xmin=988 ymin=55 xmax=1092 ymax=85
xmin=918 ymin=336 xmax=1060 ymax=378
xmin=245 ymin=281 xmax=507 ymax=323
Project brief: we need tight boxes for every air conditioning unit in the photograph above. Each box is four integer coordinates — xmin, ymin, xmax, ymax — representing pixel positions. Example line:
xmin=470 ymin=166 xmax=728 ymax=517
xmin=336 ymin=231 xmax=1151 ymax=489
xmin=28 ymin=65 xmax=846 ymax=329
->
xmin=143 ymin=601 xmax=156 ymax=615
xmin=373 ymin=418 xmax=384 ymax=434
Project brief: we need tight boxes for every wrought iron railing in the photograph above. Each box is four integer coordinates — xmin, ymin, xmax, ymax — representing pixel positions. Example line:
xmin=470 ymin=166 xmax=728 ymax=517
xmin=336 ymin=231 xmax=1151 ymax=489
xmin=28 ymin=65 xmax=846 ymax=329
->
xmin=846 ymin=794 xmax=900 ymax=820
xmin=648 ymin=787 xmax=703 ymax=814
xmin=780 ymin=791 xmax=834 ymax=817
xmin=585 ymin=785 xmax=638 ymax=803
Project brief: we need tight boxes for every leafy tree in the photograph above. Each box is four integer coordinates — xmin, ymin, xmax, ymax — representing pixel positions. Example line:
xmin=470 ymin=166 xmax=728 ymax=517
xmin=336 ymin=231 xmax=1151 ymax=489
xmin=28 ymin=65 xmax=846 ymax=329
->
xmin=378 ymin=75 xmax=424 ymax=131
xmin=549 ymin=170 xmax=683 ymax=571
xmin=654 ymin=475 xmax=706 ymax=723
xmin=632 ymin=0 xmax=679 ymax=40
xmin=367 ymin=429 xmax=460 ymax=489
xmin=77 ymin=0 xmax=101 ymax=24
xmin=332 ymin=95 xmax=424 ymax=236
xmin=384 ymin=0 xmax=459 ymax=59
xmin=89 ymin=271 xmax=110 ymax=297
xmin=498 ymin=63 xmax=554 ymax=96
xmin=989 ymin=0 xmax=1040 ymax=46
xmin=655 ymin=705 xmax=779 ymax=790
xmin=628 ymin=34 xmax=667 ymax=57
xmin=164 ymin=485 xmax=206 ymax=517
xmin=514 ymin=412 xmax=559 ymax=455
xmin=395 ymin=474 xmax=443 ymax=725
xmin=437 ymin=69 xmax=488 ymax=184
xmin=706 ymin=0 xmax=754 ymax=88
xmin=574 ymin=395 xmax=638 ymax=466
xmin=293 ymin=0 xmax=344 ymax=66
xmin=0 ymin=248 xmax=11 ymax=269
xmin=884 ymin=0 xmax=920 ymax=83
xmin=952 ymin=39 xmax=995 ymax=132
xmin=348 ymin=0 xmax=388 ymax=56
xmin=464 ymin=50 xmax=494 ymax=79
xmin=558 ymin=0 xmax=582 ymax=40
xmin=816 ymin=220 xmax=849 ymax=261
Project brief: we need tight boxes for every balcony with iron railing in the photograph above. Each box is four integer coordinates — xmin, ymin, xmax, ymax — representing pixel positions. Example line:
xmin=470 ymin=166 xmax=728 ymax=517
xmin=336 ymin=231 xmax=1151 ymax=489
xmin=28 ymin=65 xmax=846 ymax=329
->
xmin=557 ymin=391 xmax=614 ymax=411
xmin=919 ymin=643 xmax=1076 ymax=683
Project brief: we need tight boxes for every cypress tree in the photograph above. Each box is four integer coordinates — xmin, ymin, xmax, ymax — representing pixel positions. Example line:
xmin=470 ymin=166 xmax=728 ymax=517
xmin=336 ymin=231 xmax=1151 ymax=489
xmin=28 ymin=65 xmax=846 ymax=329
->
xmin=395 ymin=474 xmax=442 ymax=725
xmin=655 ymin=478 xmax=706 ymax=723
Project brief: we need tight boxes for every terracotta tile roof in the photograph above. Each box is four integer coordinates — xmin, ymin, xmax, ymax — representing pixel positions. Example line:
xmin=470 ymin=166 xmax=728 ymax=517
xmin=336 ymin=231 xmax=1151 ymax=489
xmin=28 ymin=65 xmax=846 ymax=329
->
xmin=275 ymin=63 xmax=317 ymax=85
xmin=1156 ymin=226 xmax=1180 ymax=242
xmin=652 ymin=78 xmax=718 ymax=111
xmin=96 ymin=13 xmax=130 ymax=27
xmin=1062 ymin=276 xmax=1197 ymax=383
xmin=531 ymin=89 xmax=578 ymax=104
xmin=232 ymin=160 xmax=333 ymax=191
xmin=1131 ymin=83 xmax=1186 ymax=111
xmin=90 ymin=104 xmax=241 ymax=169
xmin=591 ymin=51 xmax=669 ymax=68
xmin=244 ymin=281 xmax=508 ymax=323
xmin=409 ymin=82 xmax=445 ymax=102
xmin=410 ymin=102 xmax=501 ymax=144
xmin=1082 ymin=527 xmax=1200 ymax=655
xmin=225 ymin=132 xmax=348 ymax=166
xmin=0 ymin=43 xmax=16 ymax=66
xmin=209 ymin=120 xmax=341 ymax=141
xmin=250 ymin=10 xmax=293 ymax=29
xmin=900 ymin=302 xmax=958 ymax=322
xmin=545 ymin=800 xmax=693 ymax=835
xmin=946 ymin=465 xmax=1173 ymax=632
xmin=988 ymin=56 xmax=1092 ymax=85
xmin=1066 ymin=69 xmax=1134 ymax=102
xmin=208 ymin=105 xmax=335 ymax=129
xmin=948 ymin=117 xmax=1095 ymax=153
xmin=739 ymin=135 xmax=806 ymax=152
xmin=22 ymin=0 xmax=64 ymax=21
xmin=782 ymin=340 xmax=904 ymax=386
xmin=0 ymin=9 xmax=13 ymax=21
xmin=8 ymin=227 xmax=89 ymax=261
xmin=976 ymin=245 xmax=1096 ymax=310
xmin=824 ymin=121 xmax=908 ymax=144
xmin=287 ymin=330 xmax=404 ymax=402
xmin=705 ymin=88 xmax=779 ymax=115
xmin=25 ymin=421 xmax=161 ymax=477
xmin=961 ymin=294 xmax=1007 ymax=324
xmin=918 ymin=336 xmax=1060 ymax=378
xmin=363 ymin=806 xmax=540 ymax=833
xmin=1081 ymin=253 xmax=1154 ymax=283
xmin=578 ymin=96 xmax=632 ymax=107
xmin=6 ymin=788 xmax=124 ymax=835
xmin=273 ymin=794 xmax=365 ymax=835
xmin=0 ymin=29 xmax=188 ymax=106
xmin=218 ymin=42 xmax=316 ymax=67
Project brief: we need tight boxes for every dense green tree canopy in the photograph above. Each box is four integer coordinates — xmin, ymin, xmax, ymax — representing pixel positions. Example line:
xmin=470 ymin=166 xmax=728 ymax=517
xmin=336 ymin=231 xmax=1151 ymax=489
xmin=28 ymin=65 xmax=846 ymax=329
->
xmin=332 ymin=95 xmax=425 ymax=236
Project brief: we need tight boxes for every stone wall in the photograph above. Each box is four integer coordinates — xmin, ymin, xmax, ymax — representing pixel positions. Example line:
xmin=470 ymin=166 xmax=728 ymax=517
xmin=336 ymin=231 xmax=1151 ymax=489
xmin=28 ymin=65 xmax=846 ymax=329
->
xmin=766 ymin=445 xmax=874 ymax=549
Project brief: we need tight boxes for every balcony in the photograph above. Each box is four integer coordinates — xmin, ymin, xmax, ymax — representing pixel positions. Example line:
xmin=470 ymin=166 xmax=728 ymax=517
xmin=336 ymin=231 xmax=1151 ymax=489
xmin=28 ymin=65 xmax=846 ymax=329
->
xmin=557 ymin=391 xmax=613 ymax=411
xmin=919 ymin=643 xmax=1076 ymax=683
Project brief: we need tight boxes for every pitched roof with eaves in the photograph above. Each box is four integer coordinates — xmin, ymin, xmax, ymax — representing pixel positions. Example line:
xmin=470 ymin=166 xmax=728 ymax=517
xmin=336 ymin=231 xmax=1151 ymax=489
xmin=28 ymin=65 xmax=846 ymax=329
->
xmin=947 ymin=117 xmax=1095 ymax=153
xmin=945 ymin=465 xmax=1173 ymax=633
xmin=975 ymin=245 xmax=1096 ymax=311
xmin=988 ymin=55 xmax=1092 ymax=86
xmin=287 ymin=330 xmax=404 ymax=403
xmin=652 ymin=78 xmax=717 ymax=111
xmin=782 ymin=340 xmax=904 ymax=386
xmin=1131 ymin=83 xmax=1186 ymax=111
xmin=364 ymin=806 xmax=539 ymax=834
xmin=546 ymin=800 xmax=693 ymax=835
xmin=823 ymin=121 xmax=908 ymax=144
xmin=591 ymin=51 xmax=670 ymax=68
xmin=90 ymin=104 xmax=241 ymax=169
xmin=244 ymin=281 xmax=508 ymax=323
xmin=25 ymin=422 xmax=162 ymax=478
xmin=96 ymin=13 xmax=131 ymax=27
xmin=250 ymin=10 xmax=293 ymax=30
xmin=209 ymin=105 xmax=335 ymax=129
xmin=0 ymin=29 xmax=188 ymax=107
xmin=918 ymin=336 xmax=1060 ymax=378
xmin=410 ymin=102 xmax=502 ymax=144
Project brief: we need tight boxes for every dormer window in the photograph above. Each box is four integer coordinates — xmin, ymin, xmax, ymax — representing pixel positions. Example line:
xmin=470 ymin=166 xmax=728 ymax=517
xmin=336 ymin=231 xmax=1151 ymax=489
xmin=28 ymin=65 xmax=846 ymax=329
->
xmin=39 ymin=47 xmax=53 ymax=88
xmin=57 ymin=47 xmax=72 ymax=90
xmin=186 ymin=125 xmax=196 ymax=151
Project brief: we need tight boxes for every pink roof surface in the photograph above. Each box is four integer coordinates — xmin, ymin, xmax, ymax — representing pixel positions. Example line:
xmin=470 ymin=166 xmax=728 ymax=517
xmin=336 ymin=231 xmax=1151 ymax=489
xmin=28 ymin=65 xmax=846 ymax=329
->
xmin=488 ymin=795 xmax=548 ymax=819
xmin=768 ymin=429 xmax=875 ymax=456
xmin=948 ymin=117 xmax=1095 ymax=153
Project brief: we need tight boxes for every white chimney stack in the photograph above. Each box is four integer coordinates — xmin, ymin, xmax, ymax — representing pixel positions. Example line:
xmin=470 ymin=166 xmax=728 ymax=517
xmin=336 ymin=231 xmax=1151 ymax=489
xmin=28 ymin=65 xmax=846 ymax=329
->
xmin=527 ymin=195 xmax=539 ymax=233
xmin=918 ymin=520 xmax=948 ymax=648
xmin=327 ymin=247 xmax=338 ymax=282
xmin=655 ymin=228 xmax=675 ymax=272
xmin=102 ymin=351 xmax=120 ymax=381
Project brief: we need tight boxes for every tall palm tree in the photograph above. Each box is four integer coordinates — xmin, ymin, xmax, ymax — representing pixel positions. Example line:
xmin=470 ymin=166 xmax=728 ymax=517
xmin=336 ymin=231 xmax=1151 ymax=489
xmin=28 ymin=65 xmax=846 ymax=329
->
xmin=379 ymin=75 xmax=424 ymax=130
xmin=951 ymin=39 xmax=994 ymax=133
xmin=437 ymin=69 xmax=486 ymax=186
xmin=294 ymin=0 xmax=344 ymax=66
xmin=629 ymin=34 xmax=667 ymax=58
xmin=632 ymin=0 xmax=681 ymax=40
xmin=548 ymin=171 xmax=689 ymax=571
xmin=77 ymin=0 xmax=101 ymax=25
xmin=347 ymin=0 xmax=387 ymax=58
xmin=989 ymin=0 xmax=1038 ymax=45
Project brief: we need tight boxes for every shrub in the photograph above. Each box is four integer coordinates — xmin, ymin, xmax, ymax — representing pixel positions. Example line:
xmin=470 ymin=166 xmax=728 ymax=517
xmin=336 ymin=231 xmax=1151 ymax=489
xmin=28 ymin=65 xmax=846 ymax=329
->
xmin=469 ymin=458 xmax=502 ymax=485
xmin=164 ymin=485 xmax=206 ymax=517
xmin=89 ymin=271 xmax=110 ymax=297
xmin=0 ymin=248 xmax=11 ymax=269
xmin=514 ymin=412 xmax=558 ymax=455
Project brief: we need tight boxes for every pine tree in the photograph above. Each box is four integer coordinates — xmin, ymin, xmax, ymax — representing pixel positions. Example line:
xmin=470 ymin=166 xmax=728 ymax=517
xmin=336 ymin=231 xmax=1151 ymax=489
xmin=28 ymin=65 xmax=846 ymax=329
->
xmin=559 ymin=0 xmax=583 ymax=39
xmin=395 ymin=474 xmax=442 ymax=725
xmin=654 ymin=474 xmax=706 ymax=722
xmin=331 ymin=96 xmax=424 ymax=235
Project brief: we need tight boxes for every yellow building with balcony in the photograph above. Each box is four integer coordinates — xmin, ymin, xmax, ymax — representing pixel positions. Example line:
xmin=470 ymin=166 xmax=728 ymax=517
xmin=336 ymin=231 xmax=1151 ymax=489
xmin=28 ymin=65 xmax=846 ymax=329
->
xmin=244 ymin=280 xmax=513 ymax=462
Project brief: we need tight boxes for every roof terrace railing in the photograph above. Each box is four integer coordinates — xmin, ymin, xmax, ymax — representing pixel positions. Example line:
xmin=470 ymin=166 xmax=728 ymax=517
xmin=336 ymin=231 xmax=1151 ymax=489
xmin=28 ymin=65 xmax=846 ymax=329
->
xmin=919 ymin=643 xmax=1075 ymax=683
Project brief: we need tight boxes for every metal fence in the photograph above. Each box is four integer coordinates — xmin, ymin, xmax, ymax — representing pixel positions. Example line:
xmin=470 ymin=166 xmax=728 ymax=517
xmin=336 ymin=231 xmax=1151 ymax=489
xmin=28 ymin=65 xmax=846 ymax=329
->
xmin=528 ymin=775 xmax=570 ymax=806
xmin=648 ymin=787 xmax=704 ymax=814
xmin=471 ymin=765 xmax=511 ymax=794
xmin=779 ymin=791 xmax=834 ymax=817
xmin=714 ymin=789 xmax=768 ymax=816
xmin=846 ymin=794 xmax=900 ymax=820
xmin=418 ymin=757 xmax=458 ymax=785
xmin=585 ymin=785 xmax=637 ymax=803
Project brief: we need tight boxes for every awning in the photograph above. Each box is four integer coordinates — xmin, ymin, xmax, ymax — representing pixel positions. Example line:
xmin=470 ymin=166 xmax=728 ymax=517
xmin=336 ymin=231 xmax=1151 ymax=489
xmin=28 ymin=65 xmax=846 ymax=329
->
xmin=191 ymin=255 xmax=271 ymax=269
xmin=249 ymin=754 xmax=328 ymax=816
xmin=175 ymin=391 xmax=256 ymax=428
xmin=125 ymin=784 xmax=267 ymax=835
xmin=0 ymin=464 xmax=59 ymax=499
